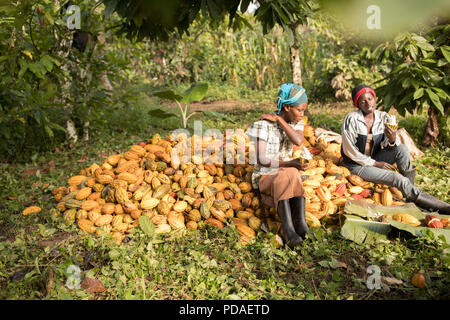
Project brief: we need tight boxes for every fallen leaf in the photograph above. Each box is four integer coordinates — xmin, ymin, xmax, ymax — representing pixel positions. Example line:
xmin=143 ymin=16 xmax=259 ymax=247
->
xmin=23 ymin=168 xmax=38 ymax=175
xmin=381 ymin=276 xmax=403 ymax=286
xmin=80 ymin=277 xmax=106 ymax=293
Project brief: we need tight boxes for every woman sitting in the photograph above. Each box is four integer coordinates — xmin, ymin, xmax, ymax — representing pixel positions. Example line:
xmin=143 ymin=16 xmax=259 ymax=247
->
xmin=341 ymin=84 xmax=450 ymax=214
xmin=246 ymin=83 xmax=310 ymax=248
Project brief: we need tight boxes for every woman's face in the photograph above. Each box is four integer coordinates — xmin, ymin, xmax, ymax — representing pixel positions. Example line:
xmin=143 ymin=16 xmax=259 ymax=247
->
xmin=284 ymin=102 xmax=307 ymax=123
xmin=357 ymin=92 xmax=376 ymax=115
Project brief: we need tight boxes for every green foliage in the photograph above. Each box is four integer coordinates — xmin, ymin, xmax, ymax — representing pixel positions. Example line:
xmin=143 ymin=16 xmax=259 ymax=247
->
xmin=374 ymin=24 xmax=449 ymax=144
xmin=150 ymin=82 xmax=234 ymax=129
xmin=0 ymin=1 xmax=122 ymax=161
xmin=102 ymin=0 xmax=313 ymax=41
xmin=375 ymin=26 xmax=449 ymax=116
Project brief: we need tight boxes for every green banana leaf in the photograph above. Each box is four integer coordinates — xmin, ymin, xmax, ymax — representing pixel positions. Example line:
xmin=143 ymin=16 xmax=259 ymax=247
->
xmin=341 ymin=199 xmax=450 ymax=244
xmin=340 ymin=214 xmax=391 ymax=244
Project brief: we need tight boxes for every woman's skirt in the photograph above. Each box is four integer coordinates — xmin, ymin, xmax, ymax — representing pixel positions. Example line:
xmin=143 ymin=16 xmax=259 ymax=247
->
xmin=258 ymin=167 xmax=305 ymax=209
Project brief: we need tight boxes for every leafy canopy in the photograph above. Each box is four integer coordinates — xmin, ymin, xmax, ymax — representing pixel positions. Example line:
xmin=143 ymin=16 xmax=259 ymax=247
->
xmin=101 ymin=0 xmax=313 ymax=41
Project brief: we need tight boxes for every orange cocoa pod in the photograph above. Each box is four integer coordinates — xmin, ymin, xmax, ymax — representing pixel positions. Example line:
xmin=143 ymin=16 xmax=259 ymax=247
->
xmin=76 ymin=187 xmax=92 ymax=200
xmin=78 ymin=219 xmax=97 ymax=233
xmin=81 ymin=200 xmax=99 ymax=211
xmin=22 ymin=206 xmax=42 ymax=216
xmin=381 ymin=189 xmax=393 ymax=206
xmin=206 ymin=218 xmax=224 ymax=229
xmin=101 ymin=203 xmax=116 ymax=215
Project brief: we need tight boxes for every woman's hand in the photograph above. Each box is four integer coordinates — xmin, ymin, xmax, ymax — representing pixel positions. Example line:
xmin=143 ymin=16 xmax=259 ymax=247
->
xmin=374 ymin=161 xmax=395 ymax=170
xmin=384 ymin=126 xmax=397 ymax=143
xmin=259 ymin=114 xmax=279 ymax=123
xmin=283 ymin=158 xmax=310 ymax=171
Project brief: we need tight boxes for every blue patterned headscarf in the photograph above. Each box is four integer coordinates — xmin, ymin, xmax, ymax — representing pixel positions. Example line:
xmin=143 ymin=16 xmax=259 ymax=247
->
xmin=275 ymin=83 xmax=308 ymax=114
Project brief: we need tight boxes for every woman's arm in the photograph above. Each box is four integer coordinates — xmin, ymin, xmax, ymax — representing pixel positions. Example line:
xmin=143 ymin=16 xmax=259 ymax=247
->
xmin=256 ymin=138 xmax=307 ymax=170
xmin=259 ymin=114 xmax=303 ymax=146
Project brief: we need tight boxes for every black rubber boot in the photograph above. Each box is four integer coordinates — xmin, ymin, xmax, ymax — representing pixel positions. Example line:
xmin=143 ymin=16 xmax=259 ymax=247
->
xmin=403 ymin=167 xmax=416 ymax=185
xmin=414 ymin=192 xmax=450 ymax=215
xmin=277 ymin=200 xmax=303 ymax=248
xmin=289 ymin=196 xmax=309 ymax=238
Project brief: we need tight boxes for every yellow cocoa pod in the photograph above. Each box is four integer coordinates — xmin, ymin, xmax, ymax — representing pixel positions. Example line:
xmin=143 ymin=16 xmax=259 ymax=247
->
xmin=349 ymin=186 xmax=364 ymax=194
xmin=114 ymin=222 xmax=129 ymax=233
xmin=96 ymin=174 xmax=114 ymax=185
xmin=87 ymin=192 xmax=101 ymax=201
xmin=305 ymin=212 xmax=321 ymax=228
xmin=236 ymin=224 xmax=255 ymax=238
xmin=68 ymin=175 xmax=86 ymax=186
xmin=392 ymin=213 xmax=420 ymax=226
xmin=389 ymin=187 xmax=403 ymax=200
xmin=347 ymin=174 xmax=365 ymax=186
xmin=117 ymin=172 xmax=137 ymax=184
xmin=155 ymin=223 xmax=171 ymax=234
xmin=326 ymin=166 xmax=344 ymax=175
xmin=381 ymin=189 xmax=393 ymax=206
xmin=153 ymin=184 xmax=171 ymax=199
xmin=115 ymin=203 xmax=124 ymax=215
xmin=88 ymin=210 xmax=101 ymax=223
xmin=140 ymin=197 xmax=160 ymax=210
xmin=238 ymin=182 xmax=252 ymax=193
xmin=123 ymin=201 xmax=138 ymax=214
xmin=115 ymin=187 xmax=129 ymax=204
xmin=78 ymin=219 xmax=97 ymax=233
xmin=122 ymin=214 xmax=133 ymax=224
xmin=322 ymin=201 xmax=336 ymax=216
xmin=373 ymin=192 xmax=381 ymax=204
xmin=106 ymin=154 xmax=122 ymax=166
xmin=186 ymin=220 xmax=198 ymax=230
xmin=210 ymin=182 xmax=227 ymax=192
xmin=130 ymin=145 xmax=146 ymax=157
xmin=22 ymin=205 xmax=42 ymax=216
xmin=63 ymin=208 xmax=77 ymax=225
xmin=112 ymin=215 xmax=123 ymax=228
xmin=95 ymin=214 xmax=113 ymax=227
xmin=316 ymin=186 xmax=332 ymax=202
xmin=303 ymin=180 xmax=321 ymax=188
xmin=93 ymin=183 xmax=104 ymax=193
xmin=305 ymin=202 xmax=321 ymax=213
xmin=168 ymin=211 xmax=185 ymax=229
xmin=210 ymin=207 xmax=226 ymax=221
xmin=248 ymin=216 xmax=262 ymax=231
xmin=173 ymin=201 xmax=188 ymax=213
xmin=76 ymin=209 xmax=88 ymax=220
xmin=188 ymin=209 xmax=202 ymax=222
xmin=236 ymin=210 xmax=254 ymax=220
xmin=124 ymin=151 xmax=140 ymax=161
xmin=131 ymin=209 xmax=142 ymax=220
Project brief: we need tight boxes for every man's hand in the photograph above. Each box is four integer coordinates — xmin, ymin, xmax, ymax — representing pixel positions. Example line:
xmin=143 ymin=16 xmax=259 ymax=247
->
xmin=259 ymin=114 xmax=279 ymax=123
xmin=384 ymin=126 xmax=397 ymax=143
xmin=374 ymin=161 xmax=395 ymax=170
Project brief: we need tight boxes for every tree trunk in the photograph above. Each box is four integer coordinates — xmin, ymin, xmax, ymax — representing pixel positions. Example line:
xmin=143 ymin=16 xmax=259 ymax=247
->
xmin=423 ymin=107 xmax=439 ymax=146
xmin=289 ymin=22 xmax=302 ymax=86
xmin=66 ymin=119 xmax=78 ymax=144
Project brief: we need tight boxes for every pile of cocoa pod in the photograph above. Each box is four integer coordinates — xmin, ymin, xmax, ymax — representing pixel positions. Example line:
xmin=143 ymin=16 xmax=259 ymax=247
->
xmin=25 ymin=119 xmax=441 ymax=246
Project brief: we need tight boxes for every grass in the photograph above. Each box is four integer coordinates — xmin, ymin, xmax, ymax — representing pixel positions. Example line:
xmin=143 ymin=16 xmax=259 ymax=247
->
xmin=0 ymin=87 xmax=449 ymax=300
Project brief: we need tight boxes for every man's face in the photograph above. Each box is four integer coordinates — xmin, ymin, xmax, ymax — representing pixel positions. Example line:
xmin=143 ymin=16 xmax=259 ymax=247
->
xmin=285 ymin=102 xmax=307 ymax=123
xmin=357 ymin=92 xmax=376 ymax=115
